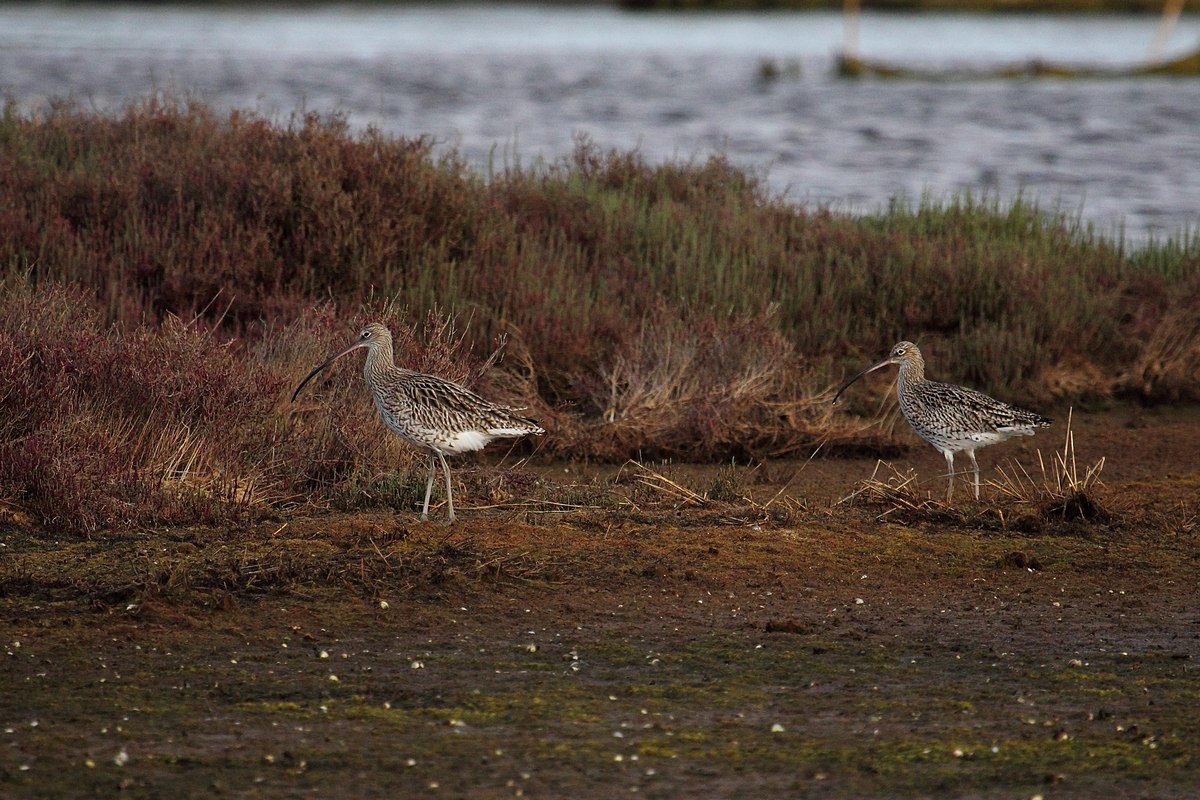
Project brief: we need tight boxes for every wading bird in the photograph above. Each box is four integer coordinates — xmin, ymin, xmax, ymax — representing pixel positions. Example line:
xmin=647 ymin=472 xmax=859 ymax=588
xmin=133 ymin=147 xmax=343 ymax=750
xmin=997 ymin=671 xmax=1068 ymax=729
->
xmin=832 ymin=341 xmax=1050 ymax=502
xmin=292 ymin=323 xmax=544 ymax=523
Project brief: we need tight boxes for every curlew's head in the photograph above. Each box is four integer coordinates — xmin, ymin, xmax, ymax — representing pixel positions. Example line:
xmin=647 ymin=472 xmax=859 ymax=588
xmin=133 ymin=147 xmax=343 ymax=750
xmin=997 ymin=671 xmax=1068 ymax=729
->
xmin=884 ymin=341 xmax=924 ymax=369
xmin=291 ymin=323 xmax=393 ymax=402
xmin=832 ymin=341 xmax=924 ymax=405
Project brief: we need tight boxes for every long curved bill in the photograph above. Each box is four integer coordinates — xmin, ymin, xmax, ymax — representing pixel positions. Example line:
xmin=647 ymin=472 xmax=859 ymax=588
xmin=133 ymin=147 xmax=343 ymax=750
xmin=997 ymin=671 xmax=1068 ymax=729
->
xmin=291 ymin=340 xmax=364 ymax=402
xmin=831 ymin=358 xmax=894 ymax=406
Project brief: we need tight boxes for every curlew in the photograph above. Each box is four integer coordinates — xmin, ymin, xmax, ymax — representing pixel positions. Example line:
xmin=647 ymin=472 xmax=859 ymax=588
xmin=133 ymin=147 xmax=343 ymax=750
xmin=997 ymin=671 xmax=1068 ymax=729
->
xmin=292 ymin=322 xmax=544 ymax=523
xmin=832 ymin=341 xmax=1051 ymax=502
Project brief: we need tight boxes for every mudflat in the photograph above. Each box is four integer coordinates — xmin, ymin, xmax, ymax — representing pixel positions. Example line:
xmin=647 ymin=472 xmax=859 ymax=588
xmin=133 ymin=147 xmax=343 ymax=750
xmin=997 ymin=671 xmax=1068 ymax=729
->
xmin=1 ymin=407 xmax=1197 ymax=798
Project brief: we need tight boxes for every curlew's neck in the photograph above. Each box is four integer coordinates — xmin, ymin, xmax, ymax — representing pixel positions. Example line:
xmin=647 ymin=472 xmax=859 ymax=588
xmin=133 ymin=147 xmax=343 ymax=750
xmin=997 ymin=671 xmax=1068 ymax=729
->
xmin=895 ymin=352 xmax=926 ymax=395
xmin=363 ymin=335 xmax=397 ymax=384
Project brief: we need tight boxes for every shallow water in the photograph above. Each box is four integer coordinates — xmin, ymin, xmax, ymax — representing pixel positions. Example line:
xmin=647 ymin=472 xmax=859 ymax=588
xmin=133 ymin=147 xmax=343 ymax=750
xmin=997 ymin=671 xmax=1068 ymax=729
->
xmin=3 ymin=4 xmax=1200 ymax=240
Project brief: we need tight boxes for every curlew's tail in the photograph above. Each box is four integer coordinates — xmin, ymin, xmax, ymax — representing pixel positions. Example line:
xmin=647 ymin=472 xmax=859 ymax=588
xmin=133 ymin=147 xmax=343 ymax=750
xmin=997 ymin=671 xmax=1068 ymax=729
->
xmin=996 ymin=425 xmax=1038 ymax=437
xmin=489 ymin=424 xmax=545 ymax=437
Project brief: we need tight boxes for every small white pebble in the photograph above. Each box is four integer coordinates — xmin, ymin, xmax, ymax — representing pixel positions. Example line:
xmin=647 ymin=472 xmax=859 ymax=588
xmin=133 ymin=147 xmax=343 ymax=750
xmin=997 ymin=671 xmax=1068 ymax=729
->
xmin=84 ymin=758 xmax=96 ymax=769
xmin=320 ymin=650 xmax=329 ymax=659
xmin=410 ymin=660 xmax=424 ymax=670
xmin=379 ymin=600 xmax=389 ymax=609
xmin=327 ymin=674 xmax=339 ymax=683
xmin=855 ymin=598 xmax=865 ymax=605
xmin=113 ymin=750 xmax=130 ymax=767
xmin=771 ymin=723 xmax=785 ymax=733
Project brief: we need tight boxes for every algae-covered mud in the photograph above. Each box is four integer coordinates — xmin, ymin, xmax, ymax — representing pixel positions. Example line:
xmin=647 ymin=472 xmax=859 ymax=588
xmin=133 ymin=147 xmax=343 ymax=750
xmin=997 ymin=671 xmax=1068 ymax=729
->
xmin=1 ymin=408 xmax=1197 ymax=798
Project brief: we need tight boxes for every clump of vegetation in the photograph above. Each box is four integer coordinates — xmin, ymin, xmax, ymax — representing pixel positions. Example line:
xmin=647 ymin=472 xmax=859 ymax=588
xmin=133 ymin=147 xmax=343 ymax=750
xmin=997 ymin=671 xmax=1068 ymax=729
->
xmin=837 ymin=460 xmax=967 ymax=526
xmin=0 ymin=282 xmax=281 ymax=531
xmin=0 ymin=95 xmax=1197 ymax=530
xmin=0 ymin=284 xmax=492 ymax=532
xmin=705 ymin=464 xmax=746 ymax=503
xmin=989 ymin=410 xmax=1111 ymax=523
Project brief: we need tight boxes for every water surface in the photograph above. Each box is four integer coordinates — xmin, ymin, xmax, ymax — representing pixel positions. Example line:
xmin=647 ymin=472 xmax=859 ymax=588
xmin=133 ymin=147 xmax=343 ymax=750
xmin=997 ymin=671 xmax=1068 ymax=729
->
xmin=3 ymin=4 xmax=1199 ymax=240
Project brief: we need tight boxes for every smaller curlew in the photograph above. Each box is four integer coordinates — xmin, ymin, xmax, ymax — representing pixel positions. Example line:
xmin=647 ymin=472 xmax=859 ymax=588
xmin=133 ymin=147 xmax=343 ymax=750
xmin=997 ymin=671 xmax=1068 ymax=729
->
xmin=292 ymin=322 xmax=544 ymax=523
xmin=832 ymin=341 xmax=1051 ymax=502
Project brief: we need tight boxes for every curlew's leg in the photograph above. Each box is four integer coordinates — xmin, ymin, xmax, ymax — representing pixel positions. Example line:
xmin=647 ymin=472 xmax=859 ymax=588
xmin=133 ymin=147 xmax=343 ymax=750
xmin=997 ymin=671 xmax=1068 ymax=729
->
xmin=943 ymin=450 xmax=955 ymax=503
xmin=421 ymin=453 xmax=436 ymax=521
xmin=967 ymin=451 xmax=980 ymax=500
xmin=437 ymin=451 xmax=456 ymax=524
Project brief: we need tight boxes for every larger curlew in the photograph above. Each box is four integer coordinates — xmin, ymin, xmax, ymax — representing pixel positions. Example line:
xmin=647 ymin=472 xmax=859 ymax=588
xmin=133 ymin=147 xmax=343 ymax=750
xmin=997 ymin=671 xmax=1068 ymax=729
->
xmin=292 ymin=322 xmax=544 ymax=523
xmin=833 ymin=341 xmax=1051 ymax=502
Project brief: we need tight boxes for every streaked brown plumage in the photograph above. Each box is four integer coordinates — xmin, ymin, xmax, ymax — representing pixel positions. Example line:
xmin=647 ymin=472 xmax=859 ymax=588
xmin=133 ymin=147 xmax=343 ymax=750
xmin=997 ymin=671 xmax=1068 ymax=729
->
xmin=292 ymin=322 xmax=544 ymax=522
xmin=833 ymin=341 xmax=1051 ymax=502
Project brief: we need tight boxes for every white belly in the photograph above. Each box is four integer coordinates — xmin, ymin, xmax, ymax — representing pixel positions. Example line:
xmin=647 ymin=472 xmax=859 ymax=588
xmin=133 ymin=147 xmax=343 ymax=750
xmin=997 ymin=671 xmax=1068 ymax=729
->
xmin=439 ymin=429 xmax=494 ymax=453
xmin=916 ymin=425 xmax=1035 ymax=454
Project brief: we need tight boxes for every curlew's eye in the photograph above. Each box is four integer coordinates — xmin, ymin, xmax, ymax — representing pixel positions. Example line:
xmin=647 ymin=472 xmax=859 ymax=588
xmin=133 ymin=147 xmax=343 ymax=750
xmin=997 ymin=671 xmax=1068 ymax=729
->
xmin=361 ymin=330 xmax=371 ymax=340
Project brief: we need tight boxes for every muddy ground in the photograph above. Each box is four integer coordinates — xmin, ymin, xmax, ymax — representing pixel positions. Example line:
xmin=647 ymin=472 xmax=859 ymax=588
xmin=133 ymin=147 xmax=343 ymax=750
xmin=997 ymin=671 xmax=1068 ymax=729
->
xmin=1 ymin=407 xmax=1197 ymax=799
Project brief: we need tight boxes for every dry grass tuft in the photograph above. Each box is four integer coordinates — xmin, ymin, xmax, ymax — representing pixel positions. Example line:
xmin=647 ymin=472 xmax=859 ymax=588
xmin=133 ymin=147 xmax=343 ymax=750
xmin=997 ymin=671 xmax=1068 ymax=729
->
xmin=570 ymin=307 xmax=839 ymax=461
xmin=989 ymin=409 xmax=1110 ymax=523
xmin=838 ymin=460 xmax=960 ymax=522
xmin=620 ymin=461 xmax=711 ymax=508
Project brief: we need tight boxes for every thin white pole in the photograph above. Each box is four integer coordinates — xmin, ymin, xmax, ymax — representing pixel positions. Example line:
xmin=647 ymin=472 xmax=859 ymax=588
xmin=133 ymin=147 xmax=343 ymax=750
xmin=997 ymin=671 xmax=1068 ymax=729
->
xmin=844 ymin=0 xmax=861 ymax=62
xmin=1148 ymin=0 xmax=1186 ymax=64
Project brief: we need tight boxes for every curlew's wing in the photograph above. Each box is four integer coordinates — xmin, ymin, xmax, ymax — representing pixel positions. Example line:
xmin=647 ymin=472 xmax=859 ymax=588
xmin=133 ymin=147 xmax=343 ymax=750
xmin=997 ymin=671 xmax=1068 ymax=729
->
xmin=398 ymin=371 xmax=544 ymax=436
xmin=915 ymin=381 xmax=1051 ymax=435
